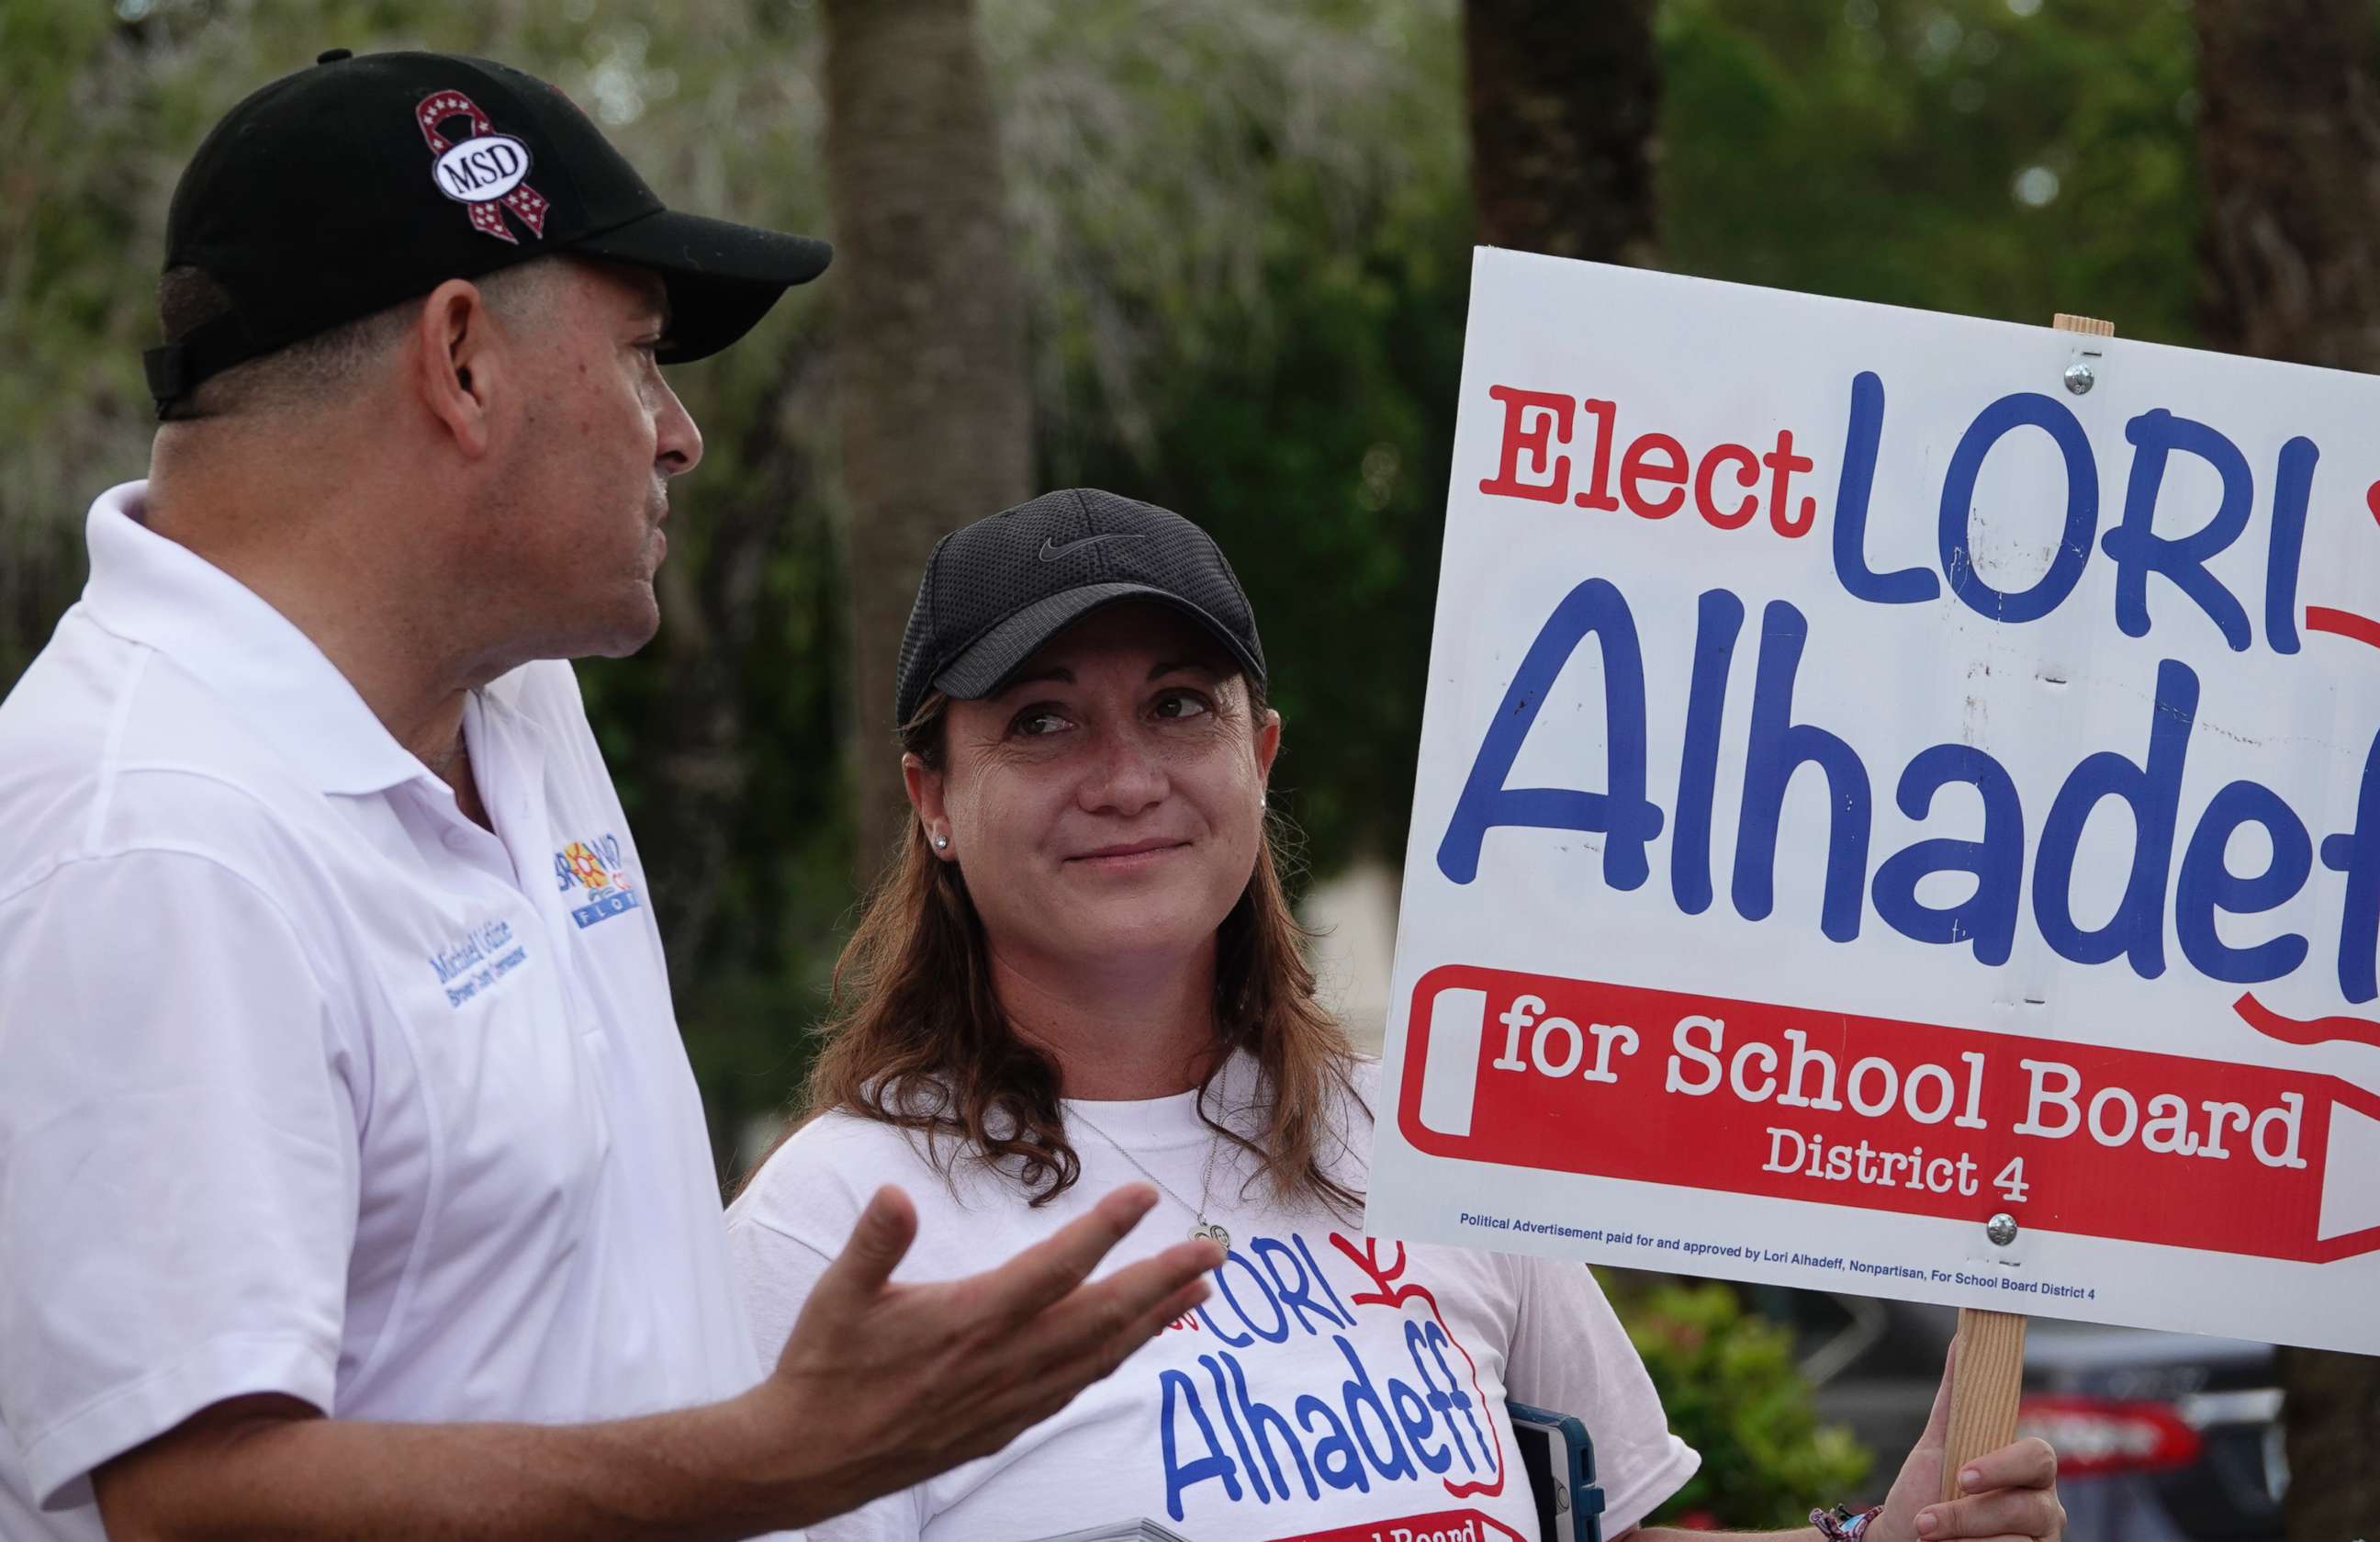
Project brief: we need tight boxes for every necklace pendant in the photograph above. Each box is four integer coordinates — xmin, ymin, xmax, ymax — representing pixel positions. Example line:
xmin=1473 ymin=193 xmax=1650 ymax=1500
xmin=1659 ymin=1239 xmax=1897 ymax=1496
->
xmin=1193 ymin=1220 xmax=1230 ymax=1252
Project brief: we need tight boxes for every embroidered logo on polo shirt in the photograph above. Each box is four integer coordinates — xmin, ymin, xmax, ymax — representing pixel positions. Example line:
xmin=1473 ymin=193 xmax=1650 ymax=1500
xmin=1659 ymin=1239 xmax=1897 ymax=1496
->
xmin=430 ymin=917 xmax=532 ymax=1009
xmin=554 ymin=832 xmax=643 ymax=929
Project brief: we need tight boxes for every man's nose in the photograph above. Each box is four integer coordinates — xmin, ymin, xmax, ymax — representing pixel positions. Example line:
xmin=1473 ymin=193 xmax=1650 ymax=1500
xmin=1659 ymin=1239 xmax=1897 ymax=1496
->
xmin=656 ymin=377 xmax=704 ymax=476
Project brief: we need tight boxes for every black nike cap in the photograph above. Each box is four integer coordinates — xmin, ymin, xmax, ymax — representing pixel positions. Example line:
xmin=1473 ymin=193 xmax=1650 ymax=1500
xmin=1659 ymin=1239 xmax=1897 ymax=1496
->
xmin=144 ymin=47 xmax=832 ymax=415
xmin=892 ymin=489 xmax=1269 ymax=729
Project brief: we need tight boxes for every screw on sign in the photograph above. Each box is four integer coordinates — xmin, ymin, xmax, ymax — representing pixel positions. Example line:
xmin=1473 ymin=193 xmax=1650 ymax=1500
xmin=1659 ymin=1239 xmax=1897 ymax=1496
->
xmin=1400 ymin=963 xmax=2380 ymax=1266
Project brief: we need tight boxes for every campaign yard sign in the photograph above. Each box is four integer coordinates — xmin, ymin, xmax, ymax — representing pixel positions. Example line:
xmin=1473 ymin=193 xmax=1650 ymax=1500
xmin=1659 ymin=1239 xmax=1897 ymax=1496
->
xmin=1365 ymin=249 xmax=2380 ymax=1356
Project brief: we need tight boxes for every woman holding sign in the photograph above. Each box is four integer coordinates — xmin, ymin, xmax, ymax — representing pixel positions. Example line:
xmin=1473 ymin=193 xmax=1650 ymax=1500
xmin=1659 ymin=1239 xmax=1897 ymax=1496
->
xmin=726 ymin=488 xmax=2063 ymax=1542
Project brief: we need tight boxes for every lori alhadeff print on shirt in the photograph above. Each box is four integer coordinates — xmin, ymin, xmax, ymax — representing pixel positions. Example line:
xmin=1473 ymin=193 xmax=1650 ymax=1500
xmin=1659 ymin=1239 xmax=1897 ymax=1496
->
xmin=723 ymin=1061 xmax=1699 ymax=1542
xmin=1148 ymin=1226 xmax=1533 ymax=1542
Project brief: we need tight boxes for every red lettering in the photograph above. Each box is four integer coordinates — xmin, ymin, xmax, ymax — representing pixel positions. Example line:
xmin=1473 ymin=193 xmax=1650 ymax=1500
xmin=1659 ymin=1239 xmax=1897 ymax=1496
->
xmin=1695 ymin=443 xmax=1760 ymax=528
xmin=1489 ymin=391 xmax=1822 ymax=537
xmin=1621 ymin=433 xmax=1688 ymax=520
xmin=1763 ymin=428 xmax=1817 ymax=536
xmin=1575 ymin=399 xmax=1620 ymax=511
xmin=1479 ymin=387 xmax=1573 ymax=503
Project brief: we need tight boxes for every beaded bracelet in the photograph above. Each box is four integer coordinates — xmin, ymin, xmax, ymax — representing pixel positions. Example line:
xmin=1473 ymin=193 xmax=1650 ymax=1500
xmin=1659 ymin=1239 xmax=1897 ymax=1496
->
xmin=1811 ymin=1503 xmax=1885 ymax=1541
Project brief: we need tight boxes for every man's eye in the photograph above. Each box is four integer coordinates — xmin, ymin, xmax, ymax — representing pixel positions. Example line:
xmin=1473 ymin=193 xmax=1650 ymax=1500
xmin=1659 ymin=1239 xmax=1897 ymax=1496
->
xmin=1153 ymin=691 xmax=1212 ymax=720
xmin=1012 ymin=708 xmax=1072 ymax=737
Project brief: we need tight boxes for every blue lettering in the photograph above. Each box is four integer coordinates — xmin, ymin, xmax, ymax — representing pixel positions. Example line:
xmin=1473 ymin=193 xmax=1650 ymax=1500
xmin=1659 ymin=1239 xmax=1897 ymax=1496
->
xmin=1251 ymin=1236 xmax=1350 ymax=1334
xmin=2102 ymin=409 xmax=2254 ymax=650
xmin=1334 ymin=1334 xmax=1416 ymax=1483
xmin=1435 ymin=578 xmax=1664 ymax=889
xmin=1388 ymin=1375 xmax=1452 ymax=1475
xmin=2319 ymin=727 xmax=2380 ymax=1004
xmin=1159 ymin=1368 xmax=1241 ymax=1520
xmin=2265 ymin=437 xmax=2317 ymax=655
xmin=1420 ymin=1320 xmax=1490 ymax=1474
xmin=1220 ymin=1349 xmax=1319 ymax=1501
xmin=1430 ymin=562 xmax=2371 ymax=1010
xmin=1830 ymin=371 xmax=1940 ymax=604
xmin=1871 ymin=744 xmax=2026 ymax=965
xmin=1672 ymin=589 xmax=1745 ymax=916
xmin=1733 ymin=601 xmax=1871 ymax=942
xmin=1295 ymin=1393 xmax=1367 ymax=1493
xmin=1213 ymin=1250 xmax=1290 ymax=1345
xmin=1294 ymin=1234 xmax=1358 ymax=1324
xmin=1938 ymin=392 xmax=2097 ymax=624
xmin=1199 ymin=1355 xmax=1268 ymax=1502
xmin=1397 ymin=1322 xmax=1458 ymax=1474
xmin=2033 ymin=658 xmax=2197 ymax=979
xmin=2177 ymin=781 xmax=2312 ymax=983
xmin=1192 ymin=1303 xmax=1252 ymax=1350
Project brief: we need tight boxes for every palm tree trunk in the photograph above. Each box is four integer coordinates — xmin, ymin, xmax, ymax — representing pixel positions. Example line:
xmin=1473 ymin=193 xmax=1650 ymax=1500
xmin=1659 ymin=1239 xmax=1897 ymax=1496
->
xmin=823 ymin=0 xmax=1033 ymax=879
xmin=2196 ymin=0 xmax=2380 ymax=370
xmin=2196 ymin=5 xmax=2380 ymax=1535
xmin=1462 ymin=0 xmax=1659 ymax=264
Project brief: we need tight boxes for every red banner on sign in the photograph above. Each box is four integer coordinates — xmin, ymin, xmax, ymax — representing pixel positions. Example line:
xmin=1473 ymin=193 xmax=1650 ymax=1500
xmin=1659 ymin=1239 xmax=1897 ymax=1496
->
xmin=1268 ymin=1509 xmax=1528 ymax=1542
xmin=1398 ymin=965 xmax=2380 ymax=1265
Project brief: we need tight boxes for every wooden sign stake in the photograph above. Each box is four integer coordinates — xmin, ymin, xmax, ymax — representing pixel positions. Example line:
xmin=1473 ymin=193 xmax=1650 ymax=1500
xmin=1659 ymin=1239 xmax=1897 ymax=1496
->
xmin=1938 ymin=309 xmax=2113 ymax=1500
xmin=1940 ymin=1306 xmax=2027 ymax=1497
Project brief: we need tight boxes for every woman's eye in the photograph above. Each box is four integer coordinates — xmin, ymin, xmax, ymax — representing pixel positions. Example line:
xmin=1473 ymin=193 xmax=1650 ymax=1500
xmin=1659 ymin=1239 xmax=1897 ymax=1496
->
xmin=1152 ymin=691 xmax=1212 ymax=721
xmin=1012 ymin=708 xmax=1072 ymax=737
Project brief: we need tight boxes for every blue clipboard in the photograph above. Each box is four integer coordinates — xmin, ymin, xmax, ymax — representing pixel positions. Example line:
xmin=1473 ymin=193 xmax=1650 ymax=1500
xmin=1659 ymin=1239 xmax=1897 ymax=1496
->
xmin=1508 ymin=1400 xmax=1606 ymax=1542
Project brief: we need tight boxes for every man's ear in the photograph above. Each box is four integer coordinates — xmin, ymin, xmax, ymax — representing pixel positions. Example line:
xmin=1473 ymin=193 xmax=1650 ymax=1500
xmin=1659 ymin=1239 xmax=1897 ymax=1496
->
xmin=410 ymin=277 xmax=504 ymax=458
xmin=902 ymin=751 xmax=956 ymax=861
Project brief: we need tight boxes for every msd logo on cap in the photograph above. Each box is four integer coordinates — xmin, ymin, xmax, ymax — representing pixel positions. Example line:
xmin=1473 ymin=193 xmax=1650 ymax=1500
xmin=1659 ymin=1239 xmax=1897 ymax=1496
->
xmin=144 ymin=50 xmax=832 ymax=416
xmin=416 ymin=89 xmax=549 ymax=244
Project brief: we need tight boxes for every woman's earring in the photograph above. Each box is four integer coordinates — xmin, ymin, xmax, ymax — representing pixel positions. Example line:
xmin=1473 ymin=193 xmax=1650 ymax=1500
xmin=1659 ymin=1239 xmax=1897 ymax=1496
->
xmin=933 ymin=834 xmax=950 ymax=850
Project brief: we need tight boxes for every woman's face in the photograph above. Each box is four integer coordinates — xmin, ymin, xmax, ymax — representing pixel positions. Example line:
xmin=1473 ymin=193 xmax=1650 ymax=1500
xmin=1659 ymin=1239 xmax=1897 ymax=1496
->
xmin=906 ymin=602 xmax=1281 ymax=982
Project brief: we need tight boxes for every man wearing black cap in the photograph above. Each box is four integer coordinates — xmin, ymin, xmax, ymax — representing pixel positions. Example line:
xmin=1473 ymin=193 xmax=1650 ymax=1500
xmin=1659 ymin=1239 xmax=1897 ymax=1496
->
xmin=0 ymin=50 xmax=1219 ymax=1542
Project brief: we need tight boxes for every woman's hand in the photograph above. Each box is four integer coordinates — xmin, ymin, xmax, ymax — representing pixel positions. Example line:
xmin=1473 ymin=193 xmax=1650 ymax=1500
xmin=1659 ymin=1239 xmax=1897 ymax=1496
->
xmin=1871 ymin=1344 xmax=2064 ymax=1542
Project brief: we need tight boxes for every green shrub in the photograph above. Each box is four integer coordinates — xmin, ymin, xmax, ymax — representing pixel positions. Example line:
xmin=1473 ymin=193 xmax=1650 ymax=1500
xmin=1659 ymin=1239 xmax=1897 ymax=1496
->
xmin=1599 ymin=1273 xmax=1873 ymax=1529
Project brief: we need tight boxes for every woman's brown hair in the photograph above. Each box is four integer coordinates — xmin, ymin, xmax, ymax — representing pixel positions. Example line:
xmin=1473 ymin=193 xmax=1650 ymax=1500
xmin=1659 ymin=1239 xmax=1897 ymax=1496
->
xmin=760 ymin=682 xmax=1365 ymax=1219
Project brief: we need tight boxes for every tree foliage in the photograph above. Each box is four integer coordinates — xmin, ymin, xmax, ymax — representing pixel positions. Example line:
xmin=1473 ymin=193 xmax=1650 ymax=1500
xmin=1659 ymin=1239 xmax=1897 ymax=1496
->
xmin=1604 ymin=1273 xmax=1874 ymax=1527
xmin=2192 ymin=2 xmax=2380 ymax=1531
xmin=1663 ymin=0 xmax=2197 ymax=339
xmin=1 ymin=0 xmax=2208 ymax=1170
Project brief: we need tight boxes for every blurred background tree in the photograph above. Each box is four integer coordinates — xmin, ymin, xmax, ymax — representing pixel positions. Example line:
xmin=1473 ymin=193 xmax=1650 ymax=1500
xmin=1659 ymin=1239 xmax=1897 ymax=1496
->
xmin=825 ymin=0 xmax=1032 ymax=875
xmin=1465 ymin=0 xmax=1659 ymax=264
xmin=0 ymin=0 xmax=2206 ymax=1156
xmin=2194 ymin=2 xmax=2380 ymax=1532
xmin=7 ymin=0 xmax=2363 ymax=1526
xmin=1603 ymin=1274 xmax=1873 ymax=1528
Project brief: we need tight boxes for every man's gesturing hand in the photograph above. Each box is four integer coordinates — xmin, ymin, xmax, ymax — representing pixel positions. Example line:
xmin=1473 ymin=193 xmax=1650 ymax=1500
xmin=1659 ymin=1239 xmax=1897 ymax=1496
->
xmin=753 ymin=1182 xmax=1221 ymax=1527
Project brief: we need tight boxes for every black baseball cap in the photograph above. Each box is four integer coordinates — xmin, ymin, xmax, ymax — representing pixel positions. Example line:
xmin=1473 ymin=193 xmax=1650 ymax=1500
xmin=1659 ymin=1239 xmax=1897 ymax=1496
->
xmin=144 ymin=48 xmax=832 ymax=414
xmin=893 ymin=489 xmax=1268 ymax=728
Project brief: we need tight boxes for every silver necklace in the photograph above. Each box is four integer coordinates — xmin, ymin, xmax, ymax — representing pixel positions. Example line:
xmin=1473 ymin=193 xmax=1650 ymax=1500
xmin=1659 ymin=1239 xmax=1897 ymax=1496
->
xmin=1068 ymin=1102 xmax=1234 ymax=1252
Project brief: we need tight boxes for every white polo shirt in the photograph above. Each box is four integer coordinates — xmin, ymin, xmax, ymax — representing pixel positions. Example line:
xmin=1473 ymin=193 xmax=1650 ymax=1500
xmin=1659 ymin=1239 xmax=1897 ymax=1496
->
xmin=0 ymin=483 xmax=769 ymax=1537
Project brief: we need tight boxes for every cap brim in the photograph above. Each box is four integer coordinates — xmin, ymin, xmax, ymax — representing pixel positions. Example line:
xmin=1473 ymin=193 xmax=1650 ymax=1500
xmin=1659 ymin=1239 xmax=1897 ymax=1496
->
xmin=933 ymin=583 xmax=1268 ymax=704
xmin=574 ymin=208 xmax=833 ymax=363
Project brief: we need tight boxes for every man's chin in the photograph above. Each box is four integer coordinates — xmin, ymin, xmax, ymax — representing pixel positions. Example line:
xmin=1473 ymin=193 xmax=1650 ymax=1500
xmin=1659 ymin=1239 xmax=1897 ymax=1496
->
xmin=556 ymin=590 xmax=663 ymax=662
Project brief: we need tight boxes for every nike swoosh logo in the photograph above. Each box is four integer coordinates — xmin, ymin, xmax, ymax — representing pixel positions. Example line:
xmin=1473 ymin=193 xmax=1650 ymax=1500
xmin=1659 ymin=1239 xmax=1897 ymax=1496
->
xmin=1038 ymin=534 xmax=1147 ymax=562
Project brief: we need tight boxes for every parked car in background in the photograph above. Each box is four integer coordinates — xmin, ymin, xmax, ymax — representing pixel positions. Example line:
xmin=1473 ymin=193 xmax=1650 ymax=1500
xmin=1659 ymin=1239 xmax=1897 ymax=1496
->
xmin=1749 ymin=1289 xmax=2285 ymax=1541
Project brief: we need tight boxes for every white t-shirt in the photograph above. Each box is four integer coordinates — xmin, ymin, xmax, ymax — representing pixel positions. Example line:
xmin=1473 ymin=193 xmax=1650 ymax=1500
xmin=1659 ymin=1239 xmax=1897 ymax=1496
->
xmin=726 ymin=1058 xmax=1698 ymax=1542
xmin=0 ymin=484 xmax=769 ymax=1538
